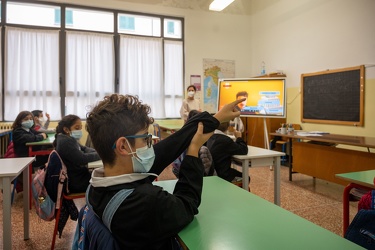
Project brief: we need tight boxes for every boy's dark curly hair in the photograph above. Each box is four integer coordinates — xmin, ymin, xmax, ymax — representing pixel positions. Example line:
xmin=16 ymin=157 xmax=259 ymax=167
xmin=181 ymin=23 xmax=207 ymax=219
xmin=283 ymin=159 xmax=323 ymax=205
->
xmin=86 ymin=94 xmax=154 ymax=166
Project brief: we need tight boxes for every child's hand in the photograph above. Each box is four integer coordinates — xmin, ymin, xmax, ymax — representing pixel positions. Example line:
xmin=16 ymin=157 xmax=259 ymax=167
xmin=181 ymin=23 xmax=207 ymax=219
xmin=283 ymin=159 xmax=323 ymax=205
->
xmin=45 ymin=113 xmax=50 ymax=120
xmin=186 ymin=122 xmax=213 ymax=157
xmin=214 ymin=98 xmax=245 ymax=123
xmin=234 ymin=130 xmax=242 ymax=138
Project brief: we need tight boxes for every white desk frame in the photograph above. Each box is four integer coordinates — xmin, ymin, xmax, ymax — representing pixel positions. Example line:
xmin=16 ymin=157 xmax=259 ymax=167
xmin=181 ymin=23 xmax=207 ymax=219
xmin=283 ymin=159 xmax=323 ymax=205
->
xmin=232 ymin=146 xmax=284 ymax=206
xmin=0 ymin=157 xmax=35 ymax=249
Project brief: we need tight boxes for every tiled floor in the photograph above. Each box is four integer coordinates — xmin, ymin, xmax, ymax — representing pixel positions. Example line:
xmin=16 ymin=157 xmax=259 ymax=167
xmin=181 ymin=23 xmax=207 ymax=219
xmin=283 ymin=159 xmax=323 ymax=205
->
xmin=0 ymin=164 xmax=359 ymax=249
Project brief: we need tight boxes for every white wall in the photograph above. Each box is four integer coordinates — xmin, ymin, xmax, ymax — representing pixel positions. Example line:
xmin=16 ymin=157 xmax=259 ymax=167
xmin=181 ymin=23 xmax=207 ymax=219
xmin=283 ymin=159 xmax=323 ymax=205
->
xmin=249 ymin=0 xmax=375 ymax=137
xmin=43 ymin=0 xmax=375 ymax=137
xmin=250 ymin=0 xmax=375 ymax=86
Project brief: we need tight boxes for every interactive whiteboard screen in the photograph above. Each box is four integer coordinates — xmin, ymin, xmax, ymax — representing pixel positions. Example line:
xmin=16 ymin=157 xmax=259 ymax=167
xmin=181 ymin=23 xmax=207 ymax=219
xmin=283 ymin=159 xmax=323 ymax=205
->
xmin=217 ymin=78 xmax=286 ymax=118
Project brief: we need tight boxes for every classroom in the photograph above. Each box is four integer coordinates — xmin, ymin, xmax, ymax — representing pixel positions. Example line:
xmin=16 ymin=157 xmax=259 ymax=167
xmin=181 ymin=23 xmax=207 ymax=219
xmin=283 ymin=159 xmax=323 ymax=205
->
xmin=0 ymin=0 xmax=374 ymax=249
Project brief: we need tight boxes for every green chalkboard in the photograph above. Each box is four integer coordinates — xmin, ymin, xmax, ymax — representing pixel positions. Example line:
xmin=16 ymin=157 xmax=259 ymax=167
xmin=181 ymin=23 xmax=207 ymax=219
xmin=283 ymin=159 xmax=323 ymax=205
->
xmin=301 ymin=65 xmax=364 ymax=126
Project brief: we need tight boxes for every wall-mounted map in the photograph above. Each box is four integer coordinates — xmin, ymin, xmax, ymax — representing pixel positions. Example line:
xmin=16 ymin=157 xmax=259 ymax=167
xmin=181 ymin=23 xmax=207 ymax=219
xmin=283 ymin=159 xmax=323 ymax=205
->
xmin=203 ymin=59 xmax=235 ymax=113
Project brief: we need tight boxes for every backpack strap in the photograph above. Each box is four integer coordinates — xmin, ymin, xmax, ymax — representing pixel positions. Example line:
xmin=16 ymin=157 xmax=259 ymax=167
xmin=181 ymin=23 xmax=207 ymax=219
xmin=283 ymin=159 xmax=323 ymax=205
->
xmin=102 ymin=189 xmax=134 ymax=232
xmin=86 ymin=185 xmax=134 ymax=232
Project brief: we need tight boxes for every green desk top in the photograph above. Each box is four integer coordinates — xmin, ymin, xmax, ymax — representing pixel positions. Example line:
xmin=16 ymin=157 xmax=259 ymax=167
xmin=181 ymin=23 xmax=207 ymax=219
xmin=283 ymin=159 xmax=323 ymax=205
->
xmin=155 ymin=177 xmax=363 ymax=250
xmin=26 ymin=134 xmax=55 ymax=146
xmin=154 ymin=119 xmax=184 ymax=131
xmin=336 ymin=170 xmax=375 ymax=189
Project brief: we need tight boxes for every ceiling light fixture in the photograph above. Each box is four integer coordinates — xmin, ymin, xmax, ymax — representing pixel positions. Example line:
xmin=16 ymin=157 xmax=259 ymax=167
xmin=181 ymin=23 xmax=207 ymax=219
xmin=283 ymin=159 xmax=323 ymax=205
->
xmin=209 ymin=0 xmax=235 ymax=11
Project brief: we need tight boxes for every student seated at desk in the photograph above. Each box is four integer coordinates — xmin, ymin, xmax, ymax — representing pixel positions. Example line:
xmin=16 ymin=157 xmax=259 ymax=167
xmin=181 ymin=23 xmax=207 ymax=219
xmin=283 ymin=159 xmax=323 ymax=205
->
xmin=207 ymin=121 xmax=248 ymax=183
xmin=11 ymin=111 xmax=48 ymax=191
xmin=53 ymin=115 xmax=101 ymax=193
xmin=31 ymin=109 xmax=51 ymax=132
xmin=82 ymin=94 xmax=242 ymax=249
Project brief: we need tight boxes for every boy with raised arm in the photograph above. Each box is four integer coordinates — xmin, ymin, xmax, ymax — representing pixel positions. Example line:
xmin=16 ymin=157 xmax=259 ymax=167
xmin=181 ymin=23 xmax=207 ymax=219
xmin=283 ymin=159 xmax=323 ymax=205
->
xmin=84 ymin=94 xmax=242 ymax=249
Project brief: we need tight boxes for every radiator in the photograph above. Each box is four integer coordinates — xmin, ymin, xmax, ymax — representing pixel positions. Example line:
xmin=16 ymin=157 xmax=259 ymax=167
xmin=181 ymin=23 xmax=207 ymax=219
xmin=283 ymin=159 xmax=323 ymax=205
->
xmin=0 ymin=123 xmax=12 ymax=157
xmin=0 ymin=123 xmax=12 ymax=130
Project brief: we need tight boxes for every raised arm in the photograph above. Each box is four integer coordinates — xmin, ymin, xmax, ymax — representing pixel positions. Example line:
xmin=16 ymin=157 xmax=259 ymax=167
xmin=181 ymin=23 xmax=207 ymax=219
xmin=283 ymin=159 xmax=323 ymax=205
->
xmin=150 ymin=98 xmax=245 ymax=175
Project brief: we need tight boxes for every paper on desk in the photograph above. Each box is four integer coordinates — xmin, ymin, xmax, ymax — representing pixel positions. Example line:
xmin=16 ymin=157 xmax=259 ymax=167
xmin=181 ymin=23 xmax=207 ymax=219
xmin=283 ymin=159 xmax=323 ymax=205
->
xmin=297 ymin=132 xmax=322 ymax=136
xmin=309 ymin=131 xmax=330 ymax=134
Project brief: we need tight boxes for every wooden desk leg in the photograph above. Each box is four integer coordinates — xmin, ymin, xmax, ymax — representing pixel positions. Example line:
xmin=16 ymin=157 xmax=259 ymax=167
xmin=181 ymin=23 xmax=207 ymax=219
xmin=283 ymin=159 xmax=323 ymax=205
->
xmin=342 ymin=183 xmax=372 ymax=236
xmin=288 ymin=138 xmax=293 ymax=181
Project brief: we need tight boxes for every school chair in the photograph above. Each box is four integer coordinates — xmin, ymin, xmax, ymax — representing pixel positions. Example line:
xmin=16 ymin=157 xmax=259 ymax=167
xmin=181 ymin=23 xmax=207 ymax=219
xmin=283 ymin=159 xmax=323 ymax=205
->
xmin=51 ymin=192 xmax=86 ymax=250
xmin=271 ymin=124 xmax=302 ymax=164
xmin=42 ymin=150 xmax=86 ymax=250
xmin=153 ymin=123 xmax=161 ymax=140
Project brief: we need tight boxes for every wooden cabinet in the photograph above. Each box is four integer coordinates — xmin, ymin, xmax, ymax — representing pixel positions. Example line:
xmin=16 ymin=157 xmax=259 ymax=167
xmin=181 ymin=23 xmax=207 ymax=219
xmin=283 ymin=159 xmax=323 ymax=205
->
xmin=243 ymin=117 xmax=286 ymax=148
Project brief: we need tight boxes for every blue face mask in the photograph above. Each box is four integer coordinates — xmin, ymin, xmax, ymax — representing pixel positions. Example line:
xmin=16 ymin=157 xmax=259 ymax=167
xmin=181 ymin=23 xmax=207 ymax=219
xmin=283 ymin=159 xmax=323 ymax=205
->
xmin=126 ymin=141 xmax=155 ymax=173
xmin=71 ymin=130 xmax=83 ymax=140
xmin=22 ymin=120 xmax=34 ymax=129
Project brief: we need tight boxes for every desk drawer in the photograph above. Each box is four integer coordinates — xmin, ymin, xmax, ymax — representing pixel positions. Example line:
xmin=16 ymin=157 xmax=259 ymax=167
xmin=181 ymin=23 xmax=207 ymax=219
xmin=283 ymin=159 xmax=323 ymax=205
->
xmin=293 ymin=142 xmax=375 ymax=185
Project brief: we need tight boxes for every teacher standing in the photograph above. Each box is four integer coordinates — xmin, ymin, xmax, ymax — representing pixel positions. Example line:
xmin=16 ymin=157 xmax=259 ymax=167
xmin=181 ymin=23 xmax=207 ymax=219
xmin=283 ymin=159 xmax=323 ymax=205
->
xmin=180 ymin=85 xmax=201 ymax=123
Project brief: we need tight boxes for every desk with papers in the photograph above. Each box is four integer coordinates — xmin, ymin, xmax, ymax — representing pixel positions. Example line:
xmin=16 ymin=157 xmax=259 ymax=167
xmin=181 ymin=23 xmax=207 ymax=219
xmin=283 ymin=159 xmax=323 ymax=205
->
xmin=270 ymin=131 xmax=375 ymax=185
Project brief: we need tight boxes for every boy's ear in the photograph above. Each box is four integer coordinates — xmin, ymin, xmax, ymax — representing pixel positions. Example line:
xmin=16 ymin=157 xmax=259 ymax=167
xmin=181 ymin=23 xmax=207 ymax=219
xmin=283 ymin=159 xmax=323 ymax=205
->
xmin=114 ymin=137 xmax=131 ymax=156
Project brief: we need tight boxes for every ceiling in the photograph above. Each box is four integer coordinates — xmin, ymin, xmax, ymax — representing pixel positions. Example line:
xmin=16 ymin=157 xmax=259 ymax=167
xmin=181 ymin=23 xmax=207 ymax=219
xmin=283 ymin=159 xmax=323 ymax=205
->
xmin=115 ymin=0 xmax=252 ymax=15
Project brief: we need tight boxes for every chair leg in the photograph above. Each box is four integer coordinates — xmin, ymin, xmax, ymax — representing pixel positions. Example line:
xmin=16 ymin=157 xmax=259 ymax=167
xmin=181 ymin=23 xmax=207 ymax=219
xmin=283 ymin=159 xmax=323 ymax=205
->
xmin=51 ymin=201 xmax=62 ymax=250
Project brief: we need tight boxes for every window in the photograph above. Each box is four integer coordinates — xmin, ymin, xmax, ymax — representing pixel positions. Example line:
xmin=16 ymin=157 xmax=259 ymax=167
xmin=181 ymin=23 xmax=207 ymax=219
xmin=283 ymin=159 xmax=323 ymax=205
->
xmin=1 ymin=1 xmax=184 ymax=120
xmin=65 ymin=8 xmax=113 ymax=32
xmin=119 ymin=15 xmax=135 ymax=31
xmin=4 ymin=27 xmax=60 ymax=121
xmin=65 ymin=31 xmax=115 ymax=118
xmin=119 ymin=35 xmax=164 ymax=118
xmin=164 ymin=19 xmax=182 ymax=38
xmin=7 ymin=2 xmax=60 ymax=27
xmin=118 ymin=14 xmax=161 ymax=37
xmin=164 ymin=40 xmax=183 ymax=117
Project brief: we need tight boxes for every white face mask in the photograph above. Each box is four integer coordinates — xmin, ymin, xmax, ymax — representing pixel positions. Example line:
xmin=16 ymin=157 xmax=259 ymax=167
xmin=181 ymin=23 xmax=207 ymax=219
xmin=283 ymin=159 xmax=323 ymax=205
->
xmin=71 ymin=130 xmax=83 ymax=140
xmin=22 ymin=120 xmax=34 ymax=129
xmin=188 ymin=91 xmax=195 ymax=97
xmin=38 ymin=117 xmax=44 ymax=123
xmin=126 ymin=140 xmax=155 ymax=173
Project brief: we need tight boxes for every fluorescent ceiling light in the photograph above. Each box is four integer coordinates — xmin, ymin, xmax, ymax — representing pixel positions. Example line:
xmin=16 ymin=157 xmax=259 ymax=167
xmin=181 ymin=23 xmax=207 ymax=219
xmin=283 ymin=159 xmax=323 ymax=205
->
xmin=209 ymin=0 xmax=235 ymax=11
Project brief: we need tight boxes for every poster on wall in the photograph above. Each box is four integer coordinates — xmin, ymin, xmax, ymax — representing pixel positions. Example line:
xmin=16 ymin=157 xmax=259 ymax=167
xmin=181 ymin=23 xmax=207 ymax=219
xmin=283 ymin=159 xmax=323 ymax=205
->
xmin=203 ymin=59 xmax=235 ymax=113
